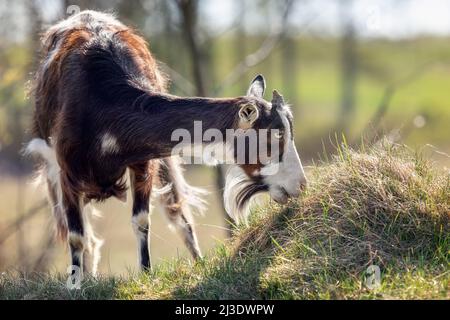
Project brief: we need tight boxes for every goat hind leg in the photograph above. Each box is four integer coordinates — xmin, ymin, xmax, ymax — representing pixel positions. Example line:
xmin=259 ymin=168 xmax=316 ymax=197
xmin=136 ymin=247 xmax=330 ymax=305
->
xmin=130 ymin=161 xmax=156 ymax=271
xmin=158 ymin=158 xmax=202 ymax=260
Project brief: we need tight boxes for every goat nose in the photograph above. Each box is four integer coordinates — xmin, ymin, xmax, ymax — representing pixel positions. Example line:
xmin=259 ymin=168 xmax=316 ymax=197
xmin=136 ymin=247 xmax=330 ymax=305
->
xmin=290 ymin=182 xmax=306 ymax=199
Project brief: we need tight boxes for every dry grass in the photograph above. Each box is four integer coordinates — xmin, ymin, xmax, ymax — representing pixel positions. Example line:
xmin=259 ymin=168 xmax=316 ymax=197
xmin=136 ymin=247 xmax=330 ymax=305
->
xmin=244 ymin=141 xmax=449 ymax=299
xmin=1 ymin=142 xmax=448 ymax=299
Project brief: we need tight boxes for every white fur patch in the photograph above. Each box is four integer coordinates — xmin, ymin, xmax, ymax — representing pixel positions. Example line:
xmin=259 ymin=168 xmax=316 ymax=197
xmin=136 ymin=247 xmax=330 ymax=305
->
xmin=261 ymin=109 xmax=306 ymax=200
xmin=47 ymin=10 xmax=124 ymax=38
xmin=25 ymin=138 xmax=66 ymax=233
xmin=132 ymin=211 xmax=149 ymax=267
xmin=223 ymin=166 xmax=263 ymax=224
xmin=132 ymin=211 xmax=149 ymax=239
xmin=25 ymin=138 xmax=60 ymax=184
xmin=83 ymin=204 xmax=104 ymax=276
xmin=223 ymin=166 xmax=247 ymax=223
xmin=100 ymin=133 xmax=120 ymax=155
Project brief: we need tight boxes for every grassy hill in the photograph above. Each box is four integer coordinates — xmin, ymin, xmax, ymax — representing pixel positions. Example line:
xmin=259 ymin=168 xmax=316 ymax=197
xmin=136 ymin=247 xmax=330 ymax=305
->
xmin=0 ymin=142 xmax=448 ymax=300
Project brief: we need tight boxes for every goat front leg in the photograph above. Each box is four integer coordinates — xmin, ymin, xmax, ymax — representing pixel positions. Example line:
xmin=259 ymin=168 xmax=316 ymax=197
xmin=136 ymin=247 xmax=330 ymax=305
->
xmin=130 ymin=161 xmax=156 ymax=271
xmin=62 ymin=190 xmax=86 ymax=282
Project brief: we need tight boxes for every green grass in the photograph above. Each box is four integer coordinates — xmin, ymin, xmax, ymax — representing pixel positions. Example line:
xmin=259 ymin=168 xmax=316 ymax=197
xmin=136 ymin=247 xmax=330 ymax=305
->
xmin=1 ymin=142 xmax=448 ymax=300
xmin=193 ymin=36 xmax=450 ymax=165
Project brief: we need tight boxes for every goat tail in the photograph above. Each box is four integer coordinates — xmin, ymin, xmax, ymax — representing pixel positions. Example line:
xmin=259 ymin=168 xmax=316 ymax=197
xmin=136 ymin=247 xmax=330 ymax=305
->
xmin=24 ymin=138 xmax=68 ymax=240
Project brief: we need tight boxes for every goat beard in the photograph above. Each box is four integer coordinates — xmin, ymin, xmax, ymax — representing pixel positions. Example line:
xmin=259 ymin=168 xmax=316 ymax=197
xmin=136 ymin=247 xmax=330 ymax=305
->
xmin=223 ymin=166 xmax=269 ymax=224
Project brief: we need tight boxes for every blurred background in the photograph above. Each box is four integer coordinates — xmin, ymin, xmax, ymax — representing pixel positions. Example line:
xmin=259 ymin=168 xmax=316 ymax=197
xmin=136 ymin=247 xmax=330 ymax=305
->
xmin=0 ymin=0 xmax=449 ymax=274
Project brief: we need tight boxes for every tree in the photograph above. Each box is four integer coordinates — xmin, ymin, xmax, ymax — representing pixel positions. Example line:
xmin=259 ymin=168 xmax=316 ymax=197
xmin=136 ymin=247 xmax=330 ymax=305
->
xmin=338 ymin=0 xmax=357 ymax=135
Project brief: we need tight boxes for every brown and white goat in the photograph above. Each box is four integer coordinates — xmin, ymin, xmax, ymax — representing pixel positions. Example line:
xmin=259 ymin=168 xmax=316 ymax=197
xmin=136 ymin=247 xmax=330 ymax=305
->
xmin=26 ymin=11 xmax=307 ymax=276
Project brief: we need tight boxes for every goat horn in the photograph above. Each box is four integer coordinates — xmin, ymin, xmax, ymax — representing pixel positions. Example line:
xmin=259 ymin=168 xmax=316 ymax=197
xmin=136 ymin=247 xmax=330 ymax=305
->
xmin=272 ymin=90 xmax=285 ymax=107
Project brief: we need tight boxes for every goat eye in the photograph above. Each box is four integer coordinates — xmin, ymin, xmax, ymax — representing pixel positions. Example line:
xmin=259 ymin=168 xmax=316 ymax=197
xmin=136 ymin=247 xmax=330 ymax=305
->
xmin=274 ymin=131 xmax=283 ymax=139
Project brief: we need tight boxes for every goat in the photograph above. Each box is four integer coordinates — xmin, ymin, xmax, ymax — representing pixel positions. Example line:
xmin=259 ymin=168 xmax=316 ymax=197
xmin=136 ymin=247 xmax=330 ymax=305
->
xmin=25 ymin=11 xmax=307 ymax=277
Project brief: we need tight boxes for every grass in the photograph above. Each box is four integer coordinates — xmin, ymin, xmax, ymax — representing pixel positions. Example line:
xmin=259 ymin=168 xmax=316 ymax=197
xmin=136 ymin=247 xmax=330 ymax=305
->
xmin=0 ymin=142 xmax=448 ymax=300
xmin=212 ymin=36 xmax=450 ymax=152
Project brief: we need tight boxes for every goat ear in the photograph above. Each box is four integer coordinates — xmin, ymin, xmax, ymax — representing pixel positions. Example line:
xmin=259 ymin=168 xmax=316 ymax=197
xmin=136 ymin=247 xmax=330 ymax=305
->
xmin=238 ymin=103 xmax=259 ymax=129
xmin=247 ymin=75 xmax=266 ymax=98
xmin=272 ymin=90 xmax=285 ymax=108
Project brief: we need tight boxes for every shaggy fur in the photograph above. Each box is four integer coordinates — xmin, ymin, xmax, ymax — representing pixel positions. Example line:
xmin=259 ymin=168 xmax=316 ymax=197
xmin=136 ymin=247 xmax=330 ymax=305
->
xmin=26 ymin=10 xmax=305 ymax=275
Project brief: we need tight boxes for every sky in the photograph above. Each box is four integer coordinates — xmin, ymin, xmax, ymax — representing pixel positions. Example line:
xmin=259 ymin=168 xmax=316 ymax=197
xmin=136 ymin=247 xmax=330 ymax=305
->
xmin=201 ymin=0 xmax=450 ymax=39
xmin=5 ymin=0 xmax=450 ymax=42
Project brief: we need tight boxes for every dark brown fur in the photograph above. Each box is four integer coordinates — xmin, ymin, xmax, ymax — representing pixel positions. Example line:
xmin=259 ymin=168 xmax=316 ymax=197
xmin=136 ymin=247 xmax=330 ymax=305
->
xmin=29 ymin=11 xmax=287 ymax=273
